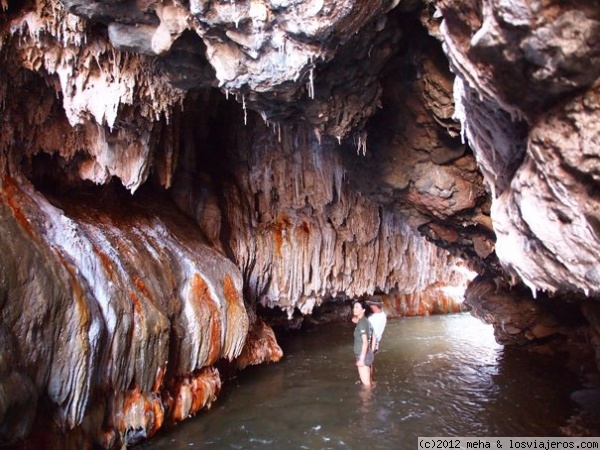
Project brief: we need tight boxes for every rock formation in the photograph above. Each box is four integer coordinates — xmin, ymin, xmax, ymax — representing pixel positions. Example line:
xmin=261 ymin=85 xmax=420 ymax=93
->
xmin=0 ymin=0 xmax=599 ymax=447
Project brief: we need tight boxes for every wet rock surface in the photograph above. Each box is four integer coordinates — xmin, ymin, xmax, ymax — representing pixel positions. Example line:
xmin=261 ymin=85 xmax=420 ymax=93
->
xmin=1 ymin=0 xmax=600 ymax=446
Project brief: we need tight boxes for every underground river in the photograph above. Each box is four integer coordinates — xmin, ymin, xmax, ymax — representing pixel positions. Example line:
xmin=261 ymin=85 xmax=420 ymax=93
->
xmin=139 ymin=313 xmax=580 ymax=450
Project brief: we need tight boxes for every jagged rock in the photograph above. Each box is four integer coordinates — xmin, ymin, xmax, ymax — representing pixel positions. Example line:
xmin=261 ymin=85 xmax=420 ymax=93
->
xmin=465 ymin=276 xmax=545 ymax=345
xmin=439 ymin=0 xmax=600 ymax=119
xmin=463 ymin=275 xmax=590 ymax=346
xmin=493 ymin=84 xmax=600 ymax=297
xmin=1 ymin=0 xmax=600 ymax=447
xmin=443 ymin=0 xmax=600 ymax=296
xmin=233 ymin=320 xmax=284 ymax=370
xmin=108 ymin=23 xmax=158 ymax=55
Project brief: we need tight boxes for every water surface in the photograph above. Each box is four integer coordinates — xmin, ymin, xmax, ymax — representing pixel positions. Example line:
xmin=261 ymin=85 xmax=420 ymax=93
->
xmin=140 ymin=313 xmax=578 ymax=450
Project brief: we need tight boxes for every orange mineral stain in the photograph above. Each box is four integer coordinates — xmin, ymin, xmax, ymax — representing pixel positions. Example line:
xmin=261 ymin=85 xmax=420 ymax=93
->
xmin=191 ymin=274 xmax=222 ymax=364
xmin=134 ymin=276 xmax=155 ymax=303
xmin=93 ymin=246 xmax=115 ymax=278
xmin=2 ymin=177 xmax=35 ymax=237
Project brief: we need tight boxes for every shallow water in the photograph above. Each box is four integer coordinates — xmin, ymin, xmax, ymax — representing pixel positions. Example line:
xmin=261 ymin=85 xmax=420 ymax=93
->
xmin=139 ymin=313 xmax=579 ymax=450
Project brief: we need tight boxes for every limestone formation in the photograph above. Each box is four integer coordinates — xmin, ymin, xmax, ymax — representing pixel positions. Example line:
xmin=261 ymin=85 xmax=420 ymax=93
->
xmin=0 ymin=177 xmax=249 ymax=446
xmin=0 ymin=0 xmax=599 ymax=447
xmin=441 ymin=0 xmax=600 ymax=297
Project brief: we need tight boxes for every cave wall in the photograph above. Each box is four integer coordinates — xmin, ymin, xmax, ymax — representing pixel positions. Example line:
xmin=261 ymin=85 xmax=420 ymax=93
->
xmin=1 ymin=0 xmax=600 ymax=447
xmin=435 ymin=0 xmax=600 ymax=393
xmin=0 ymin=0 xmax=471 ymax=447
xmin=439 ymin=0 xmax=600 ymax=296
xmin=167 ymin=95 xmax=469 ymax=316
xmin=0 ymin=175 xmax=257 ymax=447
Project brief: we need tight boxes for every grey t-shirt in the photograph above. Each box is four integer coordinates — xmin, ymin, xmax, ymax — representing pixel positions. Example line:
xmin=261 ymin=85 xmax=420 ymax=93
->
xmin=353 ymin=317 xmax=371 ymax=356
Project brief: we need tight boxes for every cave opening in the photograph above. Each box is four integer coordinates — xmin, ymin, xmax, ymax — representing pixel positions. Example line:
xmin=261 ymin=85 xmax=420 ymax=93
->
xmin=2 ymin=0 xmax=600 ymax=447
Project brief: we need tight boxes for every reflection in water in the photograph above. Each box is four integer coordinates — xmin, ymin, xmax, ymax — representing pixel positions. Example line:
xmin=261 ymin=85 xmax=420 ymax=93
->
xmin=140 ymin=313 xmax=579 ymax=450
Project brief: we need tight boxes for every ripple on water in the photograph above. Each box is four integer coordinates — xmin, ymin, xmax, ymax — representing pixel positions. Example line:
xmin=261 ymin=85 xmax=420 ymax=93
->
xmin=140 ymin=313 xmax=579 ymax=450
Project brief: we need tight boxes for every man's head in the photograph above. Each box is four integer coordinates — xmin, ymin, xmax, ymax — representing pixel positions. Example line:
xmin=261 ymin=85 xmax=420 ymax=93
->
xmin=367 ymin=296 xmax=384 ymax=311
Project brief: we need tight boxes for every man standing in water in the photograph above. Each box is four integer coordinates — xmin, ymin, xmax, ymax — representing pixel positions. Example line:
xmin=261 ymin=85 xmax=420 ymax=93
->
xmin=367 ymin=296 xmax=387 ymax=379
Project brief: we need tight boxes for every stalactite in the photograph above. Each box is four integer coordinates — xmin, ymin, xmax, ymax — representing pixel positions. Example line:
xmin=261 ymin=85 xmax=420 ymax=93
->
xmin=181 ymin=121 xmax=473 ymax=317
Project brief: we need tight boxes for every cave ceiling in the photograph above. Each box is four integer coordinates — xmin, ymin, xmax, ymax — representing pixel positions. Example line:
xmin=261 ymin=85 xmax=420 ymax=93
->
xmin=1 ymin=0 xmax=600 ymax=446
xmin=0 ymin=0 xmax=598 ymax=313
xmin=0 ymin=0 xmax=598 ymax=317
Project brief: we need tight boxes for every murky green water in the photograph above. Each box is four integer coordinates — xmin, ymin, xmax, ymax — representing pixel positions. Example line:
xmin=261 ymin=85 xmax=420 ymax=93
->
xmin=139 ymin=313 xmax=579 ymax=450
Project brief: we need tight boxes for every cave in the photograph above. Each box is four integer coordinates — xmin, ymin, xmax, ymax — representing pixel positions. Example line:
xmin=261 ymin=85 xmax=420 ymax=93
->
xmin=1 ymin=0 xmax=600 ymax=448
